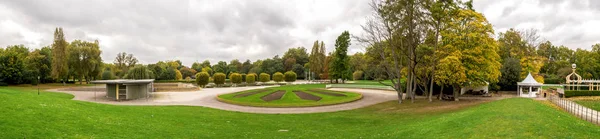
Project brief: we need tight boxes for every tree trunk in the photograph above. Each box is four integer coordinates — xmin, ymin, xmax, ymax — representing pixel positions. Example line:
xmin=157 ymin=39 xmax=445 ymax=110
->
xmin=453 ymin=85 xmax=460 ymax=101
xmin=438 ymin=85 xmax=444 ymax=100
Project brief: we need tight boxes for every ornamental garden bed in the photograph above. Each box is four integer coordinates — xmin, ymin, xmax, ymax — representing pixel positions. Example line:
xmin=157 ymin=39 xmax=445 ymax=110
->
xmin=216 ymin=84 xmax=362 ymax=107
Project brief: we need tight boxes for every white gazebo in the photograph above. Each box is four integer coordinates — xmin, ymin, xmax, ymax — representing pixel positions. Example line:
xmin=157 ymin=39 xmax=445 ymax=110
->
xmin=517 ymin=72 xmax=542 ymax=97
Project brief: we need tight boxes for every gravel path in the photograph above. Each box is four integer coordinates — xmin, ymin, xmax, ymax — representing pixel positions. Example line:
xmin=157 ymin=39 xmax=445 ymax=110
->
xmin=48 ymin=87 xmax=398 ymax=114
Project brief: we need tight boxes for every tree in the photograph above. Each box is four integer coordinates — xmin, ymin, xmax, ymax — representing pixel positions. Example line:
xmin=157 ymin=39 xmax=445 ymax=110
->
xmin=201 ymin=60 xmax=211 ymax=68
xmin=284 ymin=71 xmax=297 ymax=82
xmin=246 ymin=73 xmax=256 ymax=84
xmin=201 ymin=67 xmax=213 ymax=76
xmin=213 ymin=72 xmax=226 ymax=86
xmin=309 ymin=40 xmax=326 ymax=79
xmin=241 ymin=59 xmax=252 ymax=74
xmin=284 ymin=58 xmax=296 ymax=71
xmin=68 ymin=40 xmax=103 ymax=84
xmin=162 ymin=67 xmax=177 ymax=80
xmin=329 ymin=31 xmax=352 ymax=83
xmin=124 ymin=66 xmax=153 ymax=79
xmin=51 ymin=27 xmax=69 ymax=84
xmin=291 ymin=64 xmax=305 ymax=79
xmin=25 ymin=49 xmax=51 ymax=83
xmin=195 ymin=72 xmax=210 ymax=87
xmin=175 ymin=69 xmax=183 ymax=80
xmin=353 ymin=71 xmax=364 ymax=80
xmin=283 ymin=47 xmax=309 ymax=68
xmin=191 ymin=62 xmax=203 ymax=72
xmin=349 ymin=53 xmax=368 ymax=72
xmin=229 ymin=73 xmax=242 ymax=84
xmin=213 ymin=61 xmax=227 ymax=74
xmin=273 ymin=72 xmax=284 ymax=82
xmin=229 ymin=59 xmax=242 ymax=74
xmin=259 ymin=73 xmax=270 ymax=83
xmin=0 ymin=46 xmax=26 ymax=84
xmin=101 ymin=69 xmax=114 ymax=80
xmin=179 ymin=67 xmax=197 ymax=79
xmin=498 ymin=58 xmax=521 ymax=90
xmin=114 ymin=52 xmax=137 ymax=77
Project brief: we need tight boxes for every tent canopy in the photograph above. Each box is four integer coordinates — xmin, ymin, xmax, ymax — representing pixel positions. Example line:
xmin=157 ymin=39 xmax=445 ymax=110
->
xmin=518 ymin=72 xmax=541 ymax=86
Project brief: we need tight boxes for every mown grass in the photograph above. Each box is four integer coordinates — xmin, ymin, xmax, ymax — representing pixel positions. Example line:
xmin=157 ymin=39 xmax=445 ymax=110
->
xmin=575 ymin=100 xmax=600 ymax=111
xmin=217 ymin=84 xmax=363 ymax=107
xmin=1 ymin=87 xmax=600 ymax=138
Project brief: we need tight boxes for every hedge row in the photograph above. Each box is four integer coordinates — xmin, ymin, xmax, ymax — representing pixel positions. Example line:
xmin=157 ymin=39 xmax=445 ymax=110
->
xmin=564 ymin=91 xmax=600 ymax=98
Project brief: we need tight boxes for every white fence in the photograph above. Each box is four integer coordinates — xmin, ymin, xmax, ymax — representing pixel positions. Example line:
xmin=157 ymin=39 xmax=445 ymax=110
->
xmin=325 ymin=84 xmax=395 ymax=90
xmin=548 ymin=96 xmax=600 ymax=125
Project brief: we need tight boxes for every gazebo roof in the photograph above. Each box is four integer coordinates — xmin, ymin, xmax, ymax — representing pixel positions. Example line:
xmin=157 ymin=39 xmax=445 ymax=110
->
xmin=518 ymin=72 xmax=541 ymax=86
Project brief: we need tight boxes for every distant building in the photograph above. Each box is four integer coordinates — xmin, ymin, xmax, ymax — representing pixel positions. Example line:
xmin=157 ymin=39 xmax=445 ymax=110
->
xmin=90 ymin=79 xmax=154 ymax=100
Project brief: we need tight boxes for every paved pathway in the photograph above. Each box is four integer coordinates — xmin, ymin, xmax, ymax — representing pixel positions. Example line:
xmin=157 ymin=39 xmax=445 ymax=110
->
xmin=49 ymin=87 xmax=398 ymax=114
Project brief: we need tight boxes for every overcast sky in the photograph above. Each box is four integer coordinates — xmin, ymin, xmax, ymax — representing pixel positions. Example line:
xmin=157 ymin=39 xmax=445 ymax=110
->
xmin=1 ymin=0 xmax=599 ymax=67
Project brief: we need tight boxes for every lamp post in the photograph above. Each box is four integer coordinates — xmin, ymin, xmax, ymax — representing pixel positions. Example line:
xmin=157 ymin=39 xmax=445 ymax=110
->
xmin=37 ymin=76 xmax=40 ymax=95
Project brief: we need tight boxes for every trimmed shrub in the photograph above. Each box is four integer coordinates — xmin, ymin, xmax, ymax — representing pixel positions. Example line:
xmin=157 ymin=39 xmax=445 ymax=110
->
xmin=353 ymin=70 xmax=363 ymax=80
xmin=273 ymin=72 xmax=284 ymax=82
xmin=229 ymin=73 xmax=242 ymax=84
xmin=195 ymin=72 xmax=210 ymax=87
xmin=284 ymin=71 xmax=297 ymax=82
xmin=213 ymin=72 xmax=226 ymax=86
xmin=564 ymin=91 xmax=600 ymax=98
xmin=259 ymin=73 xmax=270 ymax=83
xmin=246 ymin=74 xmax=256 ymax=84
xmin=175 ymin=70 xmax=183 ymax=80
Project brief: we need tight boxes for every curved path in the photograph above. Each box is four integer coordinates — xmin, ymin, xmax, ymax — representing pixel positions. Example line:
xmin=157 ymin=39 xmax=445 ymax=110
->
xmin=49 ymin=87 xmax=398 ymax=114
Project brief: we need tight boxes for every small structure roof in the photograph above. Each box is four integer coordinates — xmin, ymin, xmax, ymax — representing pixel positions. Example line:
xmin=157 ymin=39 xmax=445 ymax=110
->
xmin=90 ymin=79 xmax=154 ymax=84
xmin=517 ymin=72 xmax=541 ymax=86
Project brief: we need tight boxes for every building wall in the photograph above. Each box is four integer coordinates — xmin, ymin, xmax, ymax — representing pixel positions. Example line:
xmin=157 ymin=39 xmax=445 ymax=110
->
xmin=106 ymin=84 xmax=117 ymax=99
xmin=126 ymin=84 xmax=149 ymax=100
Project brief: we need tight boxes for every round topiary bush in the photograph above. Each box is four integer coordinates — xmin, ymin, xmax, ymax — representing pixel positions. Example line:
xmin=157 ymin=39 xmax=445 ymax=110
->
xmin=353 ymin=70 xmax=363 ymax=80
xmin=273 ymin=72 xmax=283 ymax=82
xmin=259 ymin=73 xmax=270 ymax=83
xmin=284 ymin=71 xmax=297 ymax=82
xmin=246 ymin=73 xmax=256 ymax=84
xmin=213 ymin=72 xmax=226 ymax=86
xmin=229 ymin=73 xmax=242 ymax=84
xmin=195 ymin=72 xmax=210 ymax=87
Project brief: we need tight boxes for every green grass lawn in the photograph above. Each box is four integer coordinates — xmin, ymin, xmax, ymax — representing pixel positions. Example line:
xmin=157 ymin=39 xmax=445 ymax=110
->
xmin=217 ymin=84 xmax=362 ymax=107
xmin=1 ymin=87 xmax=600 ymax=138
xmin=574 ymin=100 xmax=600 ymax=111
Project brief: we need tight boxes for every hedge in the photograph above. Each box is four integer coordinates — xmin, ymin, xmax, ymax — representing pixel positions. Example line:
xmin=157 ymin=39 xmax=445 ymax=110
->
xmin=273 ymin=72 xmax=283 ymax=82
xmin=564 ymin=91 xmax=600 ymax=98
xmin=284 ymin=71 xmax=296 ymax=82
xmin=213 ymin=72 xmax=226 ymax=86
xmin=246 ymin=74 xmax=256 ymax=84
xmin=195 ymin=72 xmax=210 ymax=87
xmin=259 ymin=73 xmax=270 ymax=83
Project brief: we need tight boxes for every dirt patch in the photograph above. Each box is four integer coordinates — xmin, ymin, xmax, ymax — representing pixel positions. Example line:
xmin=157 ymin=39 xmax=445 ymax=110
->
xmin=294 ymin=91 xmax=322 ymax=101
xmin=308 ymin=89 xmax=346 ymax=97
xmin=234 ymin=89 xmax=271 ymax=98
xmin=261 ymin=91 xmax=286 ymax=101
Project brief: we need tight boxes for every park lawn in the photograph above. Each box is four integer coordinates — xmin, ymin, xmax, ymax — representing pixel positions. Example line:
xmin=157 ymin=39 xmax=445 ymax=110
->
xmin=217 ymin=84 xmax=363 ymax=107
xmin=1 ymin=87 xmax=600 ymax=138
xmin=574 ymin=100 xmax=600 ymax=111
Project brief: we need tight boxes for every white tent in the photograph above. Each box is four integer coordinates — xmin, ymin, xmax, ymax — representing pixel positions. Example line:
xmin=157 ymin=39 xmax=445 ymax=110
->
xmin=517 ymin=72 xmax=542 ymax=97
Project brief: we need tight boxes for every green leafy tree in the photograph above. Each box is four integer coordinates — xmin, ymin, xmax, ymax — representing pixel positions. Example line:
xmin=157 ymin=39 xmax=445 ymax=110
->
xmin=113 ymin=52 xmax=137 ymax=78
xmin=101 ymin=69 xmax=114 ymax=80
xmin=353 ymin=71 xmax=363 ymax=80
xmin=329 ymin=31 xmax=352 ymax=83
xmin=0 ymin=47 xmax=26 ymax=84
xmin=498 ymin=58 xmax=521 ymax=90
xmin=309 ymin=40 xmax=326 ymax=79
xmin=284 ymin=71 xmax=297 ymax=82
xmin=175 ymin=69 xmax=183 ymax=80
xmin=179 ymin=67 xmax=197 ymax=79
xmin=124 ymin=66 xmax=153 ymax=79
xmin=51 ymin=27 xmax=69 ymax=84
xmin=195 ymin=72 xmax=210 ymax=87
xmin=273 ymin=72 xmax=283 ymax=82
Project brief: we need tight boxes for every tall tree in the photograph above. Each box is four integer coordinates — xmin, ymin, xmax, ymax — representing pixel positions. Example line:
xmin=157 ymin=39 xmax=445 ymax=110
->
xmin=241 ymin=59 xmax=252 ymax=74
xmin=114 ymin=52 xmax=138 ymax=78
xmin=329 ymin=31 xmax=352 ymax=83
xmin=51 ymin=27 xmax=69 ymax=84
xmin=309 ymin=40 xmax=325 ymax=79
xmin=283 ymin=47 xmax=309 ymax=67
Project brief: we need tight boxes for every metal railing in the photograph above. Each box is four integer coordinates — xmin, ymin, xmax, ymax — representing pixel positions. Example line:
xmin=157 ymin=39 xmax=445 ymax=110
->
xmin=326 ymin=84 xmax=395 ymax=90
xmin=548 ymin=95 xmax=600 ymax=125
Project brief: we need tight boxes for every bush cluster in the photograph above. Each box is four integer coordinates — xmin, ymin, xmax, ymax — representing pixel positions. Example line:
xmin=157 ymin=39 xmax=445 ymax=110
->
xmin=273 ymin=72 xmax=284 ymax=82
xmin=229 ymin=73 xmax=242 ymax=84
xmin=259 ymin=73 xmax=270 ymax=83
xmin=564 ymin=91 xmax=600 ymax=98
xmin=284 ymin=71 xmax=297 ymax=82
xmin=213 ymin=72 xmax=226 ymax=86
xmin=246 ymin=73 xmax=256 ymax=84
xmin=195 ymin=72 xmax=210 ymax=87
xmin=353 ymin=70 xmax=363 ymax=80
